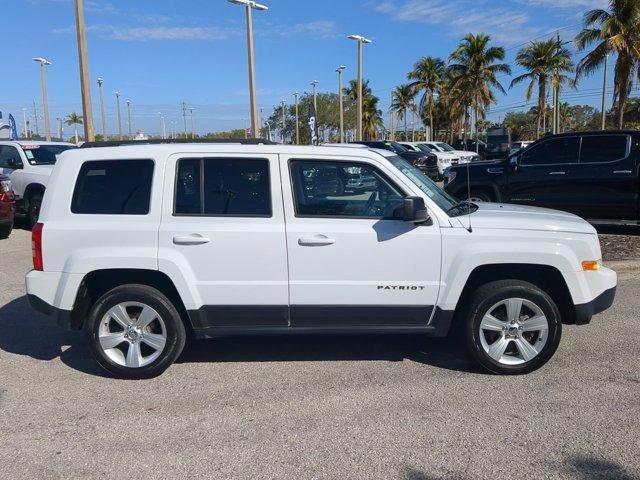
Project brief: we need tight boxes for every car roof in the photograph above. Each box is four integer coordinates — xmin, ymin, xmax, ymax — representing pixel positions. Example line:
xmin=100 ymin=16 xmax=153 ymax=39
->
xmin=0 ymin=140 xmax=76 ymax=147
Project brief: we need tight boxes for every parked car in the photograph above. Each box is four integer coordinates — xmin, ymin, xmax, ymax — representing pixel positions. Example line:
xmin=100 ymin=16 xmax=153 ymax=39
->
xmin=424 ymin=141 xmax=480 ymax=164
xmin=0 ymin=141 xmax=77 ymax=226
xmin=444 ymin=131 xmax=639 ymax=223
xmin=26 ymin=141 xmax=616 ymax=378
xmin=0 ymin=174 xmax=15 ymax=239
xmin=509 ymin=141 xmax=534 ymax=156
xmin=452 ymin=139 xmax=486 ymax=159
xmin=351 ymin=141 xmax=439 ymax=180
xmin=399 ymin=142 xmax=459 ymax=180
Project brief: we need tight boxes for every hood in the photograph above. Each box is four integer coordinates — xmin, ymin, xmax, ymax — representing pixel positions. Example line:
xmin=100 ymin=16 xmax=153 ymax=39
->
xmin=453 ymin=150 xmax=479 ymax=157
xmin=28 ymin=164 xmax=55 ymax=174
xmin=467 ymin=202 xmax=597 ymax=235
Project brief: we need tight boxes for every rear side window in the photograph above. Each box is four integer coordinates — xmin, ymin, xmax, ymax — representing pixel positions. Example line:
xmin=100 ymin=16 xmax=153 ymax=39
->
xmin=174 ymin=158 xmax=271 ymax=216
xmin=580 ymin=135 xmax=629 ymax=163
xmin=71 ymin=159 xmax=154 ymax=214
xmin=520 ymin=137 xmax=580 ymax=166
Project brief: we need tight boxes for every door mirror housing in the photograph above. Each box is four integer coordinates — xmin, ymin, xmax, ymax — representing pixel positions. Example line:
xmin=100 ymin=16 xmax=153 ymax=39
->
xmin=509 ymin=155 xmax=520 ymax=172
xmin=402 ymin=196 xmax=430 ymax=224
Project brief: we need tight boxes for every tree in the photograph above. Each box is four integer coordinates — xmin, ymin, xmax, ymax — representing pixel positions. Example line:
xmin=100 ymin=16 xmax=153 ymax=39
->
xmin=407 ymin=56 xmax=445 ymax=140
xmin=575 ymin=0 xmax=640 ymax=128
xmin=390 ymin=84 xmax=416 ymax=140
xmin=449 ymin=34 xmax=511 ymax=152
xmin=343 ymin=79 xmax=382 ymax=140
xmin=510 ymin=39 xmax=574 ymax=138
xmin=65 ymin=112 xmax=83 ymax=144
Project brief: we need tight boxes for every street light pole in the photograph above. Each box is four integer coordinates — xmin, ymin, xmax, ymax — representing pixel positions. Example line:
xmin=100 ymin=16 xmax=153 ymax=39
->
xmin=33 ymin=57 xmax=52 ymax=141
xmin=189 ymin=108 xmax=195 ymax=138
xmin=126 ymin=100 xmax=132 ymax=138
xmin=97 ymin=78 xmax=107 ymax=139
xmin=293 ymin=92 xmax=300 ymax=145
xmin=336 ymin=66 xmax=346 ymax=143
xmin=22 ymin=109 xmax=28 ymax=139
xmin=228 ymin=0 xmax=268 ymax=139
xmin=159 ymin=113 xmax=166 ymax=140
xmin=281 ymin=100 xmax=286 ymax=144
xmin=347 ymin=35 xmax=372 ymax=141
xmin=32 ymin=99 xmax=39 ymax=137
xmin=181 ymin=102 xmax=187 ymax=138
xmin=74 ymin=0 xmax=95 ymax=142
xmin=114 ymin=91 xmax=123 ymax=140
xmin=601 ymin=54 xmax=609 ymax=130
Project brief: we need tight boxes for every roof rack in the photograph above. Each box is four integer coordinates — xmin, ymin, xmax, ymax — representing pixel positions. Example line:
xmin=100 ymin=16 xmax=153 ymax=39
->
xmin=80 ymin=138 xmax=277 ymax=148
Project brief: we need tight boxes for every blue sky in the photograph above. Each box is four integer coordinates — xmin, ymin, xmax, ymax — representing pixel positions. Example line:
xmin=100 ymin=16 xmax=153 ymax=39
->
xmin=1 ymin=0 xmax=615 ymax=137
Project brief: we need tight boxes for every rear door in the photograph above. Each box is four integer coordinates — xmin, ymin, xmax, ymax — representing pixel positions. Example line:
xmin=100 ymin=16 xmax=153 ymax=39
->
xmin=158 ymin=153 xmax=289 ymax=329
xmin=280 ymin=153 xmax=442 ymax=328
xmin=571 ymin=134 xmax=637 ymax=220
xmin=507 ymin=136 xmax=581 ymax=213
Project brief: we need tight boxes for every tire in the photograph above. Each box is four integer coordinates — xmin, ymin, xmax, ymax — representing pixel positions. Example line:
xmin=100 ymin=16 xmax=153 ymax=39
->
xmin=468 ymin=190 xmax=492 ymax=203
xmin=462 ymin=280 xmax=562 ymax=375
xmin=85 ymin=284 xmax=187 ymax=379
xmin=0 ymin=222 xmax=12 ymax=239
xmin=27 ymin=193 xmax=43 ymax=228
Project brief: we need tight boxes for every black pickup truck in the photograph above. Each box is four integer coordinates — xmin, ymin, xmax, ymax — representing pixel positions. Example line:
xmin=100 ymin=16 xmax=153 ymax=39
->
xmin=444 ymin=131 xmax=639 ymax=224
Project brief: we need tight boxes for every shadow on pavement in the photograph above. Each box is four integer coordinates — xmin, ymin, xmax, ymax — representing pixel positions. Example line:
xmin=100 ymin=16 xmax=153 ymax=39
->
xmin=1 ymin=295 xmax=482 ymax=376
xmin=400 ymin=455 xmax=640 ymax=480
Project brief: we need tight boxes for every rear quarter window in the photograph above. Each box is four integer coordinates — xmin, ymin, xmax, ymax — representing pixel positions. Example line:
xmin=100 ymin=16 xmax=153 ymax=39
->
xmin=580 ymin=135 xmax=629 ymax=163
xmin=71 ymin=159 xmax=154 ymax=214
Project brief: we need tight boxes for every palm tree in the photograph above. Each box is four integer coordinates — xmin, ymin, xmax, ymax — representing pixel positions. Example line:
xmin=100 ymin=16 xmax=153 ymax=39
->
xmin=449 ymin=34 xmax=511 ymax=151
xmin=391 ymin=84 xmax=416 ymax=140
xmin=65 ymin=112 xmax=83 ymax=144
xmin=510 ymin=39 xmax=574 ymax=137
xmin=407 ymin=57 xmax=446 ymax=140
xmin=575 ymin=0 xmax=640 ymax=129
xmin=344 ymin=79 xmax=381 ymax=139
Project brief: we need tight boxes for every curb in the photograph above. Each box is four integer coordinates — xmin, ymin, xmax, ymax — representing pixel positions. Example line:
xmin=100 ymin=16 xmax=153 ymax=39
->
xmin=604 ymin=260 xmax=640 ymax=274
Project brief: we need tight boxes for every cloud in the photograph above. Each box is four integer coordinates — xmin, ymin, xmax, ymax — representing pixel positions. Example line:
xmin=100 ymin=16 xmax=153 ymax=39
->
xmin=366 ymin=0 xmax=543 ymax=45
xmin=51 ymin=24 xmax=240 ymax=41
xmin=514 ymin=0 xmax=608 ymax=7
xmin=255 ymin=20 xmax=339 ymax=39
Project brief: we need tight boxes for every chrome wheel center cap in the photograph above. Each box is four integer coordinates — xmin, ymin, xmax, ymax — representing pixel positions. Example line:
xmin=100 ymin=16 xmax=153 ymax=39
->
xmin=504 ymin=323 xmax=520 ymax=338
xmin=125 ymin=325 xmax=142 ymax=342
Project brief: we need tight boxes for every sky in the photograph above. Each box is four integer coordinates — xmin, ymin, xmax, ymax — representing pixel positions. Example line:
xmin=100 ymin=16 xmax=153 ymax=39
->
xmin=0 ymin=0 xmax=618 ymax=138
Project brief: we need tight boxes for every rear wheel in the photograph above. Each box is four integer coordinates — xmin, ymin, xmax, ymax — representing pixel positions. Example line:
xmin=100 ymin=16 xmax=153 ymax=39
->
xmin=462 ymin=280 xmax=562 ymax=374
xmin=468 ymin=190 xmax=492 ymax=202
xmin=85 ymin=284 xmax=186 ymax=379
xmin=27 ymin=193 xmax=43 ymax=228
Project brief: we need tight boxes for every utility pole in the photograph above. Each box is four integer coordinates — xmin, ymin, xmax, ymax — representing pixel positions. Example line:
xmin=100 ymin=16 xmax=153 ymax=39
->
xmin=126 ymin=100 xmax=132 ymax=138
xmin=227 ymin=0 xmax=268 ymax=138
xmin=336 ymin=66 xmax=346 ymax=143
xmin=293 ymin=92 xmax=300 ymax=145
xmin=32 ymin=100 xmax=39 ymax=137
xmin=181 ymin=102 xmax=187 ymax=138
xmin=22 ymin=109 xmax=28 ymax=139
xmin=348 ymin=35 xmax=372 ymax=141
xmin=33 ymin=57 xmax=52 ymax=141
xmin=74 ymin=0 xmax=95 ymax=142
xmin=97 ymin=78 xmax=107 ymax=139
xmin=114 ymin=91 xmax=122 ymax=140
xmin=601 ymin=54 xmax=609 ymax=130
xmin=159 ymin=113 xmax=166 ymax=140
xmin=281 ymin=99 xmax=286 ymax=144
xmin=189 ymin=108 xmax=195 ymax=138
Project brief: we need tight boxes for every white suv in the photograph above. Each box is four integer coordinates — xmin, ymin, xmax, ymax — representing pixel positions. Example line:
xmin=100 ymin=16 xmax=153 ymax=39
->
xmin=0 ymin=141 xmax=77 ymax=226
xmin=26 ymin=142 xmax=617 ymax=378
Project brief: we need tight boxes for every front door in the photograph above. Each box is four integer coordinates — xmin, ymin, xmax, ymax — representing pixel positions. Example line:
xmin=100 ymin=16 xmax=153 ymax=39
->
xmin=280 ymin=154 xmax=442 ymax=328
xmin=159 ymin=154 xmax=289 ymax=329
xmin=507 ymin=136 xmax=581 ymax=213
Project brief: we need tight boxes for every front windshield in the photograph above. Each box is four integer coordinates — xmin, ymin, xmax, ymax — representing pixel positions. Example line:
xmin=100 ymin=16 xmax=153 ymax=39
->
xmin=20 ymin=145 xmax=76 ymax=165
xmin=386 ymin=155 xmax=460 ymax=213
xmin=435 ymin=142 xmax=455 ymax=152
xmin=385 ymin=142 xmax=409 ymax=154
xmin=414 ymin=144 xmax=433 ymax=154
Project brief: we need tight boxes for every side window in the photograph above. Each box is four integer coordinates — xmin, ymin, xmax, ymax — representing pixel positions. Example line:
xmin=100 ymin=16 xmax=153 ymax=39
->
xmin=290 ymin=160 xmax=405 ymax=218
xmin=580 ymin=135 xmax=629 ymax=163
xmin=71 ymin=159 xmax=154 ymax=214
xmin=174 ymin=158 xmax=271 ymax=216
xmin=0 ymin=146 xmax=23 ymax=169
xmin=520 ymin=138 xmax=580 ymax=166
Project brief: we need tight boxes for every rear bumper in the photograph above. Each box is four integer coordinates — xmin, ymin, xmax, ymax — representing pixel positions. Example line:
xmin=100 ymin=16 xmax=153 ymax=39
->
xmin=27 ymin=293 xmax=74 ymax=330
xmin=574 ymin=286 xmax=616 ymax=325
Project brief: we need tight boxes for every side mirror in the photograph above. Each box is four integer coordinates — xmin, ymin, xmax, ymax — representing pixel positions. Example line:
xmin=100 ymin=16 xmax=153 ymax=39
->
xmin=510 ymin=156 xmax=520 ymax=172
xmin=402 ymin=196 xmax=430 ymax=224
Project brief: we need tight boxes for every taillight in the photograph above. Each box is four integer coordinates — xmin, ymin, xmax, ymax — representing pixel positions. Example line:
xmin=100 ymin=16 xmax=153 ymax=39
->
xmin=0 ymin=179 xmax=14 ymax=202
xmin=32 ymin=223 xmax=44 ymax=271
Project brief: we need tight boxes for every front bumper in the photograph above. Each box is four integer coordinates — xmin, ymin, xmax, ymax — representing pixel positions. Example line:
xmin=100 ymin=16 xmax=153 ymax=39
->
xmin=574 ymin=286 xmax=616 ymax=325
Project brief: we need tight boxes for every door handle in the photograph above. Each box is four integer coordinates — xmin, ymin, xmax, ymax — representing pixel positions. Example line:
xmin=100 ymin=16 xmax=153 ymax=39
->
xmin=549 ymin=171 xmax=566 ymax=175
xmin=613 ymin=170 xmax=632 ymax=174
xmin=298 ymin=234 xmax=335 ymax=247
xmin=173 ymin=234 xmax=211 ymax=245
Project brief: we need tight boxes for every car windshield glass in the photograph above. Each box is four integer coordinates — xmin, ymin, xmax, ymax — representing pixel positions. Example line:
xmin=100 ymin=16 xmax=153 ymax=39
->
xmin=414 ymin=144 xmax=433 ymax=154
xmin=386 ymin=142 xmax=408 ymax=154
xmin=436 ymin=142 xmax=455 ymax=152
xmin=386 ymin=155 xmax=459 ymax=213
xmin=21 ymin=145 xmax=76 ymax=165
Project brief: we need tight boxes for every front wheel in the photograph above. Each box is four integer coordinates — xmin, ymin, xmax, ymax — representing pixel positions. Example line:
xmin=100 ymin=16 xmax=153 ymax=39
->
xmin=463 ymin=280 xmax=562 ymax=374
xmin=468 ymin=190 xmax=492 ymax=202
xmin=85 ymin=284 xmax=186 ymax=379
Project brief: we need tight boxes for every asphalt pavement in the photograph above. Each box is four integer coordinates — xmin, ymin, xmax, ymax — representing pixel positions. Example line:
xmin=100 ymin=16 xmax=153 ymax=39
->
xmin=1 ymin=228 xmax=639 ymax=480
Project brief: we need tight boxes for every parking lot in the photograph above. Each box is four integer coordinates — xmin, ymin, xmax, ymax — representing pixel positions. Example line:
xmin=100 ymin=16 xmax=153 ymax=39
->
xmin=1 ymin=227 xmax=639 ymax=480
